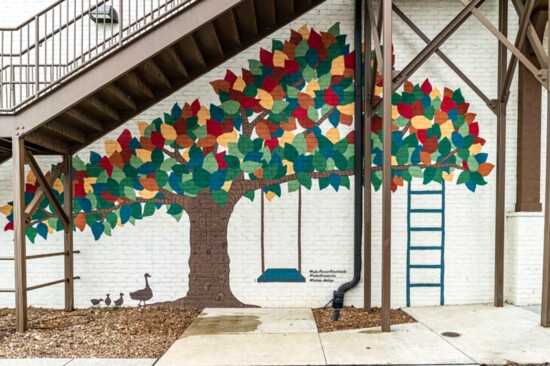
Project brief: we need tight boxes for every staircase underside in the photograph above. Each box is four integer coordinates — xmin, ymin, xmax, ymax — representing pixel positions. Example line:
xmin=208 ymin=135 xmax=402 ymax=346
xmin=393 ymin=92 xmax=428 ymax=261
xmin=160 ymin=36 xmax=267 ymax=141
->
xmin=0 ymin=0 xmax=325 ymax=163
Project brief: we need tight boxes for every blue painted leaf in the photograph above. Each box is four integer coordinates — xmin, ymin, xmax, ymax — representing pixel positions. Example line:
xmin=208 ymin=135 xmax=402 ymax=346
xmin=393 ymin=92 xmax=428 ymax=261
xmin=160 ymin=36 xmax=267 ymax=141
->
xmin=36 ymin=222 xmax=48 ymax=239
xmin=329 ymin=173 xmax=341 ymax=191
xmin=120 ymin=205 xmax=133 ymax=224
xmin=91 ymin=222 xmax=105 ymax=240
xmin=451 ymin=132 xmax=464 ymax=148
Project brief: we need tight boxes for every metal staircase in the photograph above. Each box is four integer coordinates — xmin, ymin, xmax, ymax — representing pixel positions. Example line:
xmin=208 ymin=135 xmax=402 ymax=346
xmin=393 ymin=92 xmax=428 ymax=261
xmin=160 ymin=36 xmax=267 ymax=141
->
xmin=406 ymin=182 xmax=446 ymax=307
xmin=0 ymin=0 xmax=326 ymax=162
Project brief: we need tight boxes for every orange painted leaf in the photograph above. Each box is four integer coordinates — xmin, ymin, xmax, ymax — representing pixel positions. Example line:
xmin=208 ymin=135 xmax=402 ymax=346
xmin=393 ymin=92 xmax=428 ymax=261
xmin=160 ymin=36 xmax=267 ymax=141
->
xmin=139 ymin=177 xmax=159 ymax=191
xmin=478 ymin=163 xmax=495 ymax=177
xmin=75 ymin=214 xmax=86 ymax=231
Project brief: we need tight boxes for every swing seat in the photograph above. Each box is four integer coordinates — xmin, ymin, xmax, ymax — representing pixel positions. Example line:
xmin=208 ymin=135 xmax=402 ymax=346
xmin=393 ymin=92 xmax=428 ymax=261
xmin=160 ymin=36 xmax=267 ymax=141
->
xmin=257 ymin=268 xmax=306 ymax=283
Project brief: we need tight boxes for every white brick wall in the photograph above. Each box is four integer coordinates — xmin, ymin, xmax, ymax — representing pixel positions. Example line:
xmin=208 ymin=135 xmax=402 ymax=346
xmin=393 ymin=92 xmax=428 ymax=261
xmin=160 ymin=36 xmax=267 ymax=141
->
xmin=0 ymin=0 xmax=543 ymax=309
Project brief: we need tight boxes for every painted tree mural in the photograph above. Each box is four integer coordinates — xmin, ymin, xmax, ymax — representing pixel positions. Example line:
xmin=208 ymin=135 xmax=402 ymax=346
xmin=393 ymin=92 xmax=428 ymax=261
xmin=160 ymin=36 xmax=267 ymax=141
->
xmin=1 ymin=24 xmax=493 ymax=307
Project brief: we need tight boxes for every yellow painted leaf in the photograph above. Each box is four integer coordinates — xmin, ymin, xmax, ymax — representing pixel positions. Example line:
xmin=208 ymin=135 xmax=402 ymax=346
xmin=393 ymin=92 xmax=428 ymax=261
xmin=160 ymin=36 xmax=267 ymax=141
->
xmin=0 ymin=204 xmax=12 ymax=216
xmin=282 ymin=160 xmax=295 ymax=175
xmin=305 ymin=79 xmax=320 ymax=97
xmin=257 ymin=89 xmax=274 ymax=110
xmin=392 ymin=105 xmax=399 ymax=120
xmin=337 ymin=102 xmax=354 ymax=116
xmin=330 ymin=56 xmax=345 ymax=76
xmin=47 ymin=222 xmax=54 ymax=234
xmin=233 ymin=77 xmax=246 ymax=92
xmin=273 ymin=50 xmax=288 ymax=68
xmin=469 ymin=143 xmax=482 ymax=155
xmin=182 ymin=148 xmax=190 ymax=162
xmin=117 ymin=217 xmax=124 ymax=227
xmin=442 ymin=171 xmax=454 ymax=182
xmin=265 ymin=191 xmax=277 ymax=202
xmin=280 ymin=131 xmax=295 ymax=146
xmin=52 ymin=178 xmax=64 ymax=194
xmin=440 ymin=120 xmax=454 ymax=139
xmin=161 ymin=124 xmax=177 ymax=140
xmin=391 ymin=156 xmax=397 ymax=166
xmin=197 ymin=106 xmax=210 ymax=125
xmin=222 ymin=181 xmax=233 ymax=191
xmin=326 ymin=128 xmax=341 ymax=144
xmin=137 ymin=121 xmax=149 ymax=137
xmin=104 ymin=140 xmax=122 ymax=156
xmin=430 ymin=87 xmax=441 ymax=99
xmin=136 ymin=149 xmax=152 ymax=162
xmin=26 ymin=171 xmax=36 ymax=185
xmin=217 ymin=130 xmax=238 ymax=147
xmin=139 ymin=189 xmax=158 ymax=199
xmin=297 ymin=24 xmax=309 ymax=39
xmin=411 ymin=115 xmax=433 ymax=130
xmin=83 ymin=177 xmax=97 ymax=193
xmin=375 ymin=85 xmax=383 ymax=97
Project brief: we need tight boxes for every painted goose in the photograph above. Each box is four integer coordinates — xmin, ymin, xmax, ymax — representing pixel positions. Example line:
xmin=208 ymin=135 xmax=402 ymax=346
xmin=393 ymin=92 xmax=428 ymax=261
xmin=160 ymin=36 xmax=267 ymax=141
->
xmin=130 ymin=273 xmax=153 ymax=306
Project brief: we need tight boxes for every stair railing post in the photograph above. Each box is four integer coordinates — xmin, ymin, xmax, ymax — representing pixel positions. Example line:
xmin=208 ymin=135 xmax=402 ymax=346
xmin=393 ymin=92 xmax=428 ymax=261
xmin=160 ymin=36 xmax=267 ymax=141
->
xmin=13 ymin=134 xmax=27 ymax=332
xmin=34 ymin=15 xmax=39 ymax=100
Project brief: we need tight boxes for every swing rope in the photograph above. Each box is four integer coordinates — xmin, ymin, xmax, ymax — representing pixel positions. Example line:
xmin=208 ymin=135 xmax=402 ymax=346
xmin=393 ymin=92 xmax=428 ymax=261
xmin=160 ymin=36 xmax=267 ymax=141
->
xmin=260 ymin=185 xmax=302 ymax=274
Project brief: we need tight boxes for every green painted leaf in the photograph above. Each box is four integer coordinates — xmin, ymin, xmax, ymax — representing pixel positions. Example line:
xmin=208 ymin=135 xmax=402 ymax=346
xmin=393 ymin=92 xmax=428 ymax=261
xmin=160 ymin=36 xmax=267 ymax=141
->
xmin=284 ymin=144 xmax=299 ymax=162
xmin=423 ymin=166 xmax=436 ymax=184
xmin=238 ymin=136 xmax=254 ymax=155
xmin=242 ymin=161 xmax=261 ymax=174
xmin=297 ymin=172 xmax=312 ymax=190
xmin=288 ymin=180 xmax=300 ymax=193
xmin=293 ymin=134 xmax=306 ymax=155
xmin=457 ymin=171 xmax=470 ymax=185
xmin=272 ymin=100 xmax=289 ymax=114
xmin=244 ymin=190 xmax=255 ymax=201
xmin=308 ymin=105 xmax=319 ymax=121
xmin=222 ymin=100 xmax=240 ymax=115
xmin=212 ymin=189 xmax=228 ymax=206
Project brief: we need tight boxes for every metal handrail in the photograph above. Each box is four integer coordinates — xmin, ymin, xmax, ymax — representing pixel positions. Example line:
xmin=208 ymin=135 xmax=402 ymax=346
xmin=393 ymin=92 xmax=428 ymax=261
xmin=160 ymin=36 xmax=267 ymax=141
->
xmin=0 ymin=0 xmax=201 ymax=113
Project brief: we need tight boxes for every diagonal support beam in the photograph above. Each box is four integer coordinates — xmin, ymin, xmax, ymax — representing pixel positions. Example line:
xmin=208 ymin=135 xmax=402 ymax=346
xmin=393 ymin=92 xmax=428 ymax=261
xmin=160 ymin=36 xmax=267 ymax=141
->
xmin=393 ymin=4 xmax=493 ymax=111
xmin=374 ymin=0 xmax=484 ymax=113
xmin=366 ymin=0 xmax=384 ymax=76
xmin=25 ymin=151 xmax=70 ymax=231
xmin=500 ymin=0 xmax=535 ymax=102
xmin=25 ymin=161 xmax=65 ymax=225
xmin=512 ymin=0 xmax=547 ymax=69
xmin=458 ymin=0 xmax=547 ymax=89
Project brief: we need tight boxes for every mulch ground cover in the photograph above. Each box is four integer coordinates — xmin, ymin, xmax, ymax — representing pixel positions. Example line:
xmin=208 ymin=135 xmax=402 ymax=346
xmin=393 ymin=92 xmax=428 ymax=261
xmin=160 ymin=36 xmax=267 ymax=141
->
xmin=0 ymin=307 xmax=202 ymax=358
xmin=313 ymin=306 xmax=415 ymax=332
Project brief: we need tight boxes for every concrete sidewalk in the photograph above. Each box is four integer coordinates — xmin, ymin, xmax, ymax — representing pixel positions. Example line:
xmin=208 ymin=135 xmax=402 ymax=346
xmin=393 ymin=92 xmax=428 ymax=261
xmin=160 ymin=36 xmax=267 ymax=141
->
xmin=156 ymin=304 xmax=550 ymax=366
xmin=0 ymin=360 xmax=156 ymax=366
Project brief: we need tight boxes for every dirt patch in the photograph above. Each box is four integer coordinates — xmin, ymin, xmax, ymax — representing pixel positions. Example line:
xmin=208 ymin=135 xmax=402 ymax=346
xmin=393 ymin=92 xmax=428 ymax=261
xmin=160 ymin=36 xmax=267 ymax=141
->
xmin=313 ymin=306 xmax=415 ymax=332
xmin=0 ymin=307 xmax=202 ymax=358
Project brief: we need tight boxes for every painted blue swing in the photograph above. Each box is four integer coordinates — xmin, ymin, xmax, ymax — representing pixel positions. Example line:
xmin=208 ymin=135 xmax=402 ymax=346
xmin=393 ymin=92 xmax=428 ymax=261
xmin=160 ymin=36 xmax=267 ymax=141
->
xmin=257 ymin=186 xmax=306 ymax=283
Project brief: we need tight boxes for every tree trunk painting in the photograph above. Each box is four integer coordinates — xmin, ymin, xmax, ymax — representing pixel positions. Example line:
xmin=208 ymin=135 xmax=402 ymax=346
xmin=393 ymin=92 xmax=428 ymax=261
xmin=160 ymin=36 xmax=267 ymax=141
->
xmin=1 ymin=24 xmax=493 ymax=308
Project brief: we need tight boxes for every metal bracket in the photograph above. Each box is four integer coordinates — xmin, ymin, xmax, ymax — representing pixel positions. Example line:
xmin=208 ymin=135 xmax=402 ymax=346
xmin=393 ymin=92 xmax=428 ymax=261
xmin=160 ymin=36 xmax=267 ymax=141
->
xmin=487 ymin=99 xmax=499 ymax=112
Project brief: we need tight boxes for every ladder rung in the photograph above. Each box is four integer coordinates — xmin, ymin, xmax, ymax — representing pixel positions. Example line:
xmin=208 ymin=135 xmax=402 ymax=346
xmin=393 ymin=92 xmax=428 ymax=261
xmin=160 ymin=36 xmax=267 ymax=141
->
xmin=409 ymin=264 xmax=442 ymax=269
xmin=409 ymin=190 xmax=444 ymax=195
xmin=410 ymin=283 xmax=442 ymax=288
xmin=409 ymin=209 xmax=443 ymax=213
xmin=410 ymin=227 xmax=443 ymax=232
xmin=409 ymin=246 xmax=443 ymax=250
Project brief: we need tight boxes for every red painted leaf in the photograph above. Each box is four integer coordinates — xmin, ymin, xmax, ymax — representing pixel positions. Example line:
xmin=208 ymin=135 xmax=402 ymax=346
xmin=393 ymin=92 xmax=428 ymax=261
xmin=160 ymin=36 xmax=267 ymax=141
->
xmin=151 ymin=131 xmax=165 ymax=149
xmin=423 ymin=136 xmax=438 ymax=154
xmin=441 ymin=97 xmax=457 ymax=112
xmin=216 ymin=152 xmax=228 ymax=169
xmin=264 ymin=138 xmax=279 ymax=152
xmin=260 ymin=48 xmax=274 ymax=67
xmin=99 ymin=156 xmax=113 ymax=177
xmin=324 ymin=90 xmax=339 ymax=106
xmin=240 ymin=97 xmax=260 ymax=110
xmin=284 ymin=59 xmax=300 ymax=74
xmin=397 ymin=103 xmax=414 ymax=119
xmin=344 ymin=51 xmax=355 ymax=69
xmin=262 ymin=76 xmax=277 ymax=93
xmin=4 ymin=222 xmax=13 ymax=231
xmin=117 ymin=129 xmax=132 ymax=149
xmin=308 ymin=29 xmax=323 ymax=49
xmin=191 ymin=99 xmax=201 ymax=115
xmin=224 ymin=69 xmax=237 ymax=84
xmin=207 ymin=120 xmax=224 ymax=138
xmin=469 ymin=122 xmax=479 ymax=137
xmin=26 ymin=183 xmax=37 ymax=194
xmin=421 ymin=79 xmax=432 ymax=95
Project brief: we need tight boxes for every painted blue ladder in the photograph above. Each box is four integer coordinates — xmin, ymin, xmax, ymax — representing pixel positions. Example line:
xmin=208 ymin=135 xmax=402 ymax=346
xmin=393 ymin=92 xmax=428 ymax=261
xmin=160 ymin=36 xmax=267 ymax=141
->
xmin=406 ymin=182 xmax=445 ymax=307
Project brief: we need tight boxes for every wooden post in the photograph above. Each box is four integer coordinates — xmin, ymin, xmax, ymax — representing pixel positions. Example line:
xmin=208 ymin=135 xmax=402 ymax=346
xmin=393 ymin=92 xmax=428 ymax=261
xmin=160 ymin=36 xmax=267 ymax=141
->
xmin=363 ymin=0 xmax=373 ymax=313
xmin=494 ymin=0 xmax=508 ymax=308
xmin=541 ymin=0 xmax=550 ymax=327
xmin=63 ymin=153 xmax=74 ymax=311
xmin=12 ymin=135 xmax=27 ymax=332
xmin=381 ymin=0 xmax=393 ymax=333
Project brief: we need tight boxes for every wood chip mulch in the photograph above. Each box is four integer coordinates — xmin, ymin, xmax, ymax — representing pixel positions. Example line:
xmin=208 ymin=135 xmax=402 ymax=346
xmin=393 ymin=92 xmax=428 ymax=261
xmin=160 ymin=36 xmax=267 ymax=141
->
xmin=313 ymin=306 xmax=415 ymax=332
xmin=0 ymin=307 xmax=202 ymax=358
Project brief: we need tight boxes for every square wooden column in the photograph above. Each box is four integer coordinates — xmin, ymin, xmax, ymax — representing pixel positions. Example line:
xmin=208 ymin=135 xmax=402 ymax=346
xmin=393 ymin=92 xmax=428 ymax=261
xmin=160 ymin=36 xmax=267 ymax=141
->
xmin=12 ymin=135 xmax=27 ymax=332
xmin=63 ymin=153 xmax=74 ymax=311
